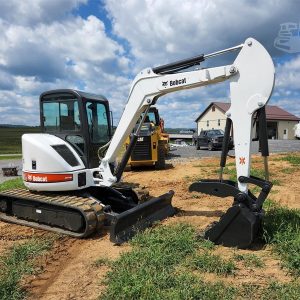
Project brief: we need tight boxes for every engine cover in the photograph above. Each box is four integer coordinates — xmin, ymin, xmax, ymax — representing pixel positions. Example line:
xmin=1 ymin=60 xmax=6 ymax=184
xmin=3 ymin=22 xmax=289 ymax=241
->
xmin=22 ymin=134 xmax=93 ymax=191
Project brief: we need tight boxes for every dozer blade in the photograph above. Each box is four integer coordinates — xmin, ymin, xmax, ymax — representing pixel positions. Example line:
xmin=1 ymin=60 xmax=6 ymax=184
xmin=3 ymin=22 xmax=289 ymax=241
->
xmin=204 ymin=203 xmax=263 ymax=249
xmin=106 ymin=190 xmax=175 ymax=244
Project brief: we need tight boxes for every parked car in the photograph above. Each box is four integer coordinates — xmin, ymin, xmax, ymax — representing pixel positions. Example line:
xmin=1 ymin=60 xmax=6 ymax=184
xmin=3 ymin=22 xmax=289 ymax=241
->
xmin=170 ymin=139 xmax=189 ymax=147
xmin=195 ymin=129 xmax=234 ymax=151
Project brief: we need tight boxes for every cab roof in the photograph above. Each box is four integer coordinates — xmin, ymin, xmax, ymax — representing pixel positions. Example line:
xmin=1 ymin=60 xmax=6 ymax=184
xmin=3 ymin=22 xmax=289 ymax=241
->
xmin=40 ymin=89 xmax=108 ymax=102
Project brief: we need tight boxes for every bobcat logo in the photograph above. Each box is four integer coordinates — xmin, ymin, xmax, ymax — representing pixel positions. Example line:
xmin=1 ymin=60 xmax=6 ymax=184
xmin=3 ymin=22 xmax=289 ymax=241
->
xmin=162 ymin=81 xmax=168 ymax=87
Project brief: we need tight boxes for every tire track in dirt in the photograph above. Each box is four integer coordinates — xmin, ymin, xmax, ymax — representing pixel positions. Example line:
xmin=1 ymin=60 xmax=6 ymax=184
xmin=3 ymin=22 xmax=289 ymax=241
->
xmin=0 ymin=221 xmax=49 ymax=253
xmin=25 ymin=237 xmax=81 ymax=298
xmin=26 ymin=234 xmax=130 ymax=300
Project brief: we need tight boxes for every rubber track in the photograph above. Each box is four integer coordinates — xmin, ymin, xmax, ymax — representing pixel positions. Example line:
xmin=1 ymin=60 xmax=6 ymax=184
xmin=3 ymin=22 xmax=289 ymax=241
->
xmin=0 ymin=189 xmax=105 ymax=238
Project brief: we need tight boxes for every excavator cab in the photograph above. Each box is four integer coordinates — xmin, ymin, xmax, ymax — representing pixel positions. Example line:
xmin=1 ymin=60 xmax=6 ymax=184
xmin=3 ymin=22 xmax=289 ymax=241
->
xmin=40 ymin=89 xmax=112 ymax=169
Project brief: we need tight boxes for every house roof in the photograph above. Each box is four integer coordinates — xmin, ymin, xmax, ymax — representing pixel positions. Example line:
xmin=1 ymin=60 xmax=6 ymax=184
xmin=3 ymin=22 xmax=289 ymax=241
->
xmin=195 ymin=102 xmax=300 ymax=122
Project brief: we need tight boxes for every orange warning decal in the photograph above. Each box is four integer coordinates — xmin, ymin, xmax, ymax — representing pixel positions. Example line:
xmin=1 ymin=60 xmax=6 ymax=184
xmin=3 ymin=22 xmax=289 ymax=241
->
xmin=23 ymin=172 xmax=73 ymax=183
xmin=239 ymin=157 xmax=246 ymax=165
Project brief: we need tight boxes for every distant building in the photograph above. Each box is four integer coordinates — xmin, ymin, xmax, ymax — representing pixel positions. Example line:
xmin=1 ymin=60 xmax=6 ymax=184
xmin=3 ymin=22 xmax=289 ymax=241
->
xmin=195 ymin=102 xmax=300 ymax=140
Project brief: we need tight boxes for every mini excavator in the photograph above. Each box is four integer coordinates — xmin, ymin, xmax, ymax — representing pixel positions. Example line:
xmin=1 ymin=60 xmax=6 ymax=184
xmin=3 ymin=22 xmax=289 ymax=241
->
xmin=0 ymin=38 xmax=275 ymax=248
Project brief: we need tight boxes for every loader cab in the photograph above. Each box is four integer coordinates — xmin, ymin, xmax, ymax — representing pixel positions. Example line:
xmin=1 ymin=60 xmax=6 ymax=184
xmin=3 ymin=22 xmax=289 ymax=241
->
xmin=135 ymin=107 xmax=160 ymax=136
xmin=40 ymin=89 xmax=112 ymax=169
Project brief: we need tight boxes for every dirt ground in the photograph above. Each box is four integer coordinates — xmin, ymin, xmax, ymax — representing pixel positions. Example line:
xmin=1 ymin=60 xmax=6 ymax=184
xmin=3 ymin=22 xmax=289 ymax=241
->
xmin=0 ymin=154 xmax=299 ymax=299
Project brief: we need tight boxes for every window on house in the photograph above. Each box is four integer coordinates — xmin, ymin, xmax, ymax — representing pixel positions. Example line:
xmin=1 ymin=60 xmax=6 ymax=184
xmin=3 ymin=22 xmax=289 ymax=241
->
xmin=207 ymin=120 xmax=209 ymax=127
xmin=212 ymin=106 xmax=215 ymax=112
xmin=218 ymin=119 xmax=220 ymax=126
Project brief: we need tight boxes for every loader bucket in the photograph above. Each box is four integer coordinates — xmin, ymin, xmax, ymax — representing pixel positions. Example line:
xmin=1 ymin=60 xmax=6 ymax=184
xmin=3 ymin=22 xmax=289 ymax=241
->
xmin=106 ymin=190 xmax=175 ymax=244
xmin=204 ymin=204 xmax=263 ymax=248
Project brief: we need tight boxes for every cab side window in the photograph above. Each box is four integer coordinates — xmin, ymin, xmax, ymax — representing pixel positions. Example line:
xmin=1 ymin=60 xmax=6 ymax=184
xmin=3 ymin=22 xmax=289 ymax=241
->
xmin=86 ymin=102 xmax=110 ymax=144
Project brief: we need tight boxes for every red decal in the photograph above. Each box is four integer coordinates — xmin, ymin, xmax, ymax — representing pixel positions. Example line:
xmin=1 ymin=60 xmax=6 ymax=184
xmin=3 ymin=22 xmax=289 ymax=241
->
xmin=239 ymin=157 xmax=246 ymax=165
xmin=23 ymin=172 xmax=73 ymax=183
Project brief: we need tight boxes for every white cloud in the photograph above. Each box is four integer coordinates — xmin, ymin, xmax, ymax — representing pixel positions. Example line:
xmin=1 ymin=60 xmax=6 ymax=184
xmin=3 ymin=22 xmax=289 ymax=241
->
xmin=0 ymin=0 xmax=299 ymax=128
xmin=103 ymin=0 xmax=300 ymax=127
xmin=105 ymin=0 xmax=300 ymax=68
xmin=276 ymin=55 xmax=300 ymax=89
xmin=0 ymin=11 xmax=131 ymax=125
xmin=271 ymin=98 xmax=300 ymax=119
xmin=271 ymin=55 xmax=300 ymax=119
xmin=0 ymin=0 xmax=88 ymax=26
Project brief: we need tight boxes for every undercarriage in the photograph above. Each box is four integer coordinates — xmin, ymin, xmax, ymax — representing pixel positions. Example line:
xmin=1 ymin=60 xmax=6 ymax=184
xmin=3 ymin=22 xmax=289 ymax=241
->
xmin=0 ymin=186 xmax=175 ymax=244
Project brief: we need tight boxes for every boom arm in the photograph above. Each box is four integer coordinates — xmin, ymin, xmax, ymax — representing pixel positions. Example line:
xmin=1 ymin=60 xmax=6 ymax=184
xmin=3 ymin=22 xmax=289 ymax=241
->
xmin=98 ymin=38 xmax=275 ymax=192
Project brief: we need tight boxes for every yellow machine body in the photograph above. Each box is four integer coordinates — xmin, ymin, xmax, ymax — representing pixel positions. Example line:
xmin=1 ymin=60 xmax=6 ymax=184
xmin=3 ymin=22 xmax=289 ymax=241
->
xmin=125 ymin=107 xmax=169 ymax=169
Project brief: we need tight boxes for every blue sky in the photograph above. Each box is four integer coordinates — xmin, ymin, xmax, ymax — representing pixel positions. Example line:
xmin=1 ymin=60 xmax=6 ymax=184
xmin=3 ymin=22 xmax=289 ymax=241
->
xmin=0 ymin=0 xmax=299 ymax=128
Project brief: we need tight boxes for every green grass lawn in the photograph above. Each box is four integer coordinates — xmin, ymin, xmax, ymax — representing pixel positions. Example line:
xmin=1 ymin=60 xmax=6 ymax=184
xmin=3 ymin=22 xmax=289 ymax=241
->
xmin=263 ymin=202 xmax=300 ymax=276
xmin=0 ymin=239 xmax=54 ymax=300
xmin=1 ymin=154 xmax=300 ymax=300
xmin=99 ymin=204 xmax=300 ymax=300
xmin=0 ymin=178 xmax=53 ymax=300
xmin=0 ymin=177 xmax=25 ymax=191
xmin=0 ymin=155 xmax=22 ymax=160
xmin=0 ymin=127 xmax=40 ymax=154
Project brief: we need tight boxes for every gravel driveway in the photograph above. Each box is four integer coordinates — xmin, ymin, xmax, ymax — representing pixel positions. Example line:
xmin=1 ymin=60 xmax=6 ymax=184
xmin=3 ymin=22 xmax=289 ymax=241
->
xmin=167 ymin=140 xmax=300 ymax=161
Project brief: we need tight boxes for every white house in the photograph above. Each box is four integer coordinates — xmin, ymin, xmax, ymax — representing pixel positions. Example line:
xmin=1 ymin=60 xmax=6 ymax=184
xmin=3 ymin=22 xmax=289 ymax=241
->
xmin=195 ymin=102 xmax=300 ymax=140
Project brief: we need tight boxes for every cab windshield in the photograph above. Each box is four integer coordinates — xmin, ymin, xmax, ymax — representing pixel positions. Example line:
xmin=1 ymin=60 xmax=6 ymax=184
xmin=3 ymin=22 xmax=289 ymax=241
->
xmin=138 ymin=111 xmax=157 ymax=125
xmin=43 ymin=100 xmax=81 ymax=132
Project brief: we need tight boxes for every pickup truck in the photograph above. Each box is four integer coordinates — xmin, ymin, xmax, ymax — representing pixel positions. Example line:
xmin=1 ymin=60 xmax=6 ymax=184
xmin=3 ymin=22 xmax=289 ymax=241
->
xmin=195 ymin=129 xmax=234 ymax=151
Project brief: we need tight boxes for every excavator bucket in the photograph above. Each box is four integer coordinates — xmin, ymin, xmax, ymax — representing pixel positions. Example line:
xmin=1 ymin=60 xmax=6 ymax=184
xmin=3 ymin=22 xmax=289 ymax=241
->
xmin=189 ymin=106 xmax=273 ymax=249
xmin=204 ymin=203 xmax=263 ymax=248
xmin=189 ymin=178 xmax=271 ymax=249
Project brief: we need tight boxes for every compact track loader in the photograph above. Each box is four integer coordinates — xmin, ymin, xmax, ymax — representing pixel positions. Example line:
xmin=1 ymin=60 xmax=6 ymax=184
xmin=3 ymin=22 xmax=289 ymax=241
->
xmin=0 ymin=37 xmax=275 ymax=248
xmin=126 ymin=107 xmax=169 ymax=169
